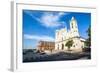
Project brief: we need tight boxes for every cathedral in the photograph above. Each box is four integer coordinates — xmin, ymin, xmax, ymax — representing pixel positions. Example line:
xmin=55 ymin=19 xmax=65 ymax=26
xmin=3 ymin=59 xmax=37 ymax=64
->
xmin=55 ymin=16 xmax=85 ymax=52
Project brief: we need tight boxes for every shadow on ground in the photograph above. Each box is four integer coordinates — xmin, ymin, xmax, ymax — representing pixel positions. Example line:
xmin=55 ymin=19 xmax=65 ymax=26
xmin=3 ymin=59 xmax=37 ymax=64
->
xmin=23 ymin=49 xmax=91 ymax=63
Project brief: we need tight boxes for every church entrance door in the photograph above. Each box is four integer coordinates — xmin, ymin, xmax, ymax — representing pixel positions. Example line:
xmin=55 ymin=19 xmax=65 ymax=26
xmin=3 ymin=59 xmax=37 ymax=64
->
xmin=62 ymin=44 xmax=64 ymax=50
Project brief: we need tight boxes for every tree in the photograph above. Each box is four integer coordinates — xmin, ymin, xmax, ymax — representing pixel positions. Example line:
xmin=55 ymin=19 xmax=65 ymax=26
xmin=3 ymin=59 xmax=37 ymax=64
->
xmin=85 ymin=26 xmax=91 ymax=48
xmin=65 ymin=40 xmax=73 ymax=51
xmin=84 ymin=26 xmax=91 ymax=52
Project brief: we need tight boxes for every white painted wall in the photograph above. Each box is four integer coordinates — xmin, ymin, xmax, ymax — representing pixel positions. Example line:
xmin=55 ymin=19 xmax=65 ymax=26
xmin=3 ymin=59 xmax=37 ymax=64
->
xmin=55 ymin=17 xmax=83 ymax=52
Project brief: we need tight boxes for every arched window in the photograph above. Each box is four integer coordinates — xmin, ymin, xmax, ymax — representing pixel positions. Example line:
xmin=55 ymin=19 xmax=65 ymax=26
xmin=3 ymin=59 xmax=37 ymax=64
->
xmin=73 ymin=45 xmax=75 ymax=47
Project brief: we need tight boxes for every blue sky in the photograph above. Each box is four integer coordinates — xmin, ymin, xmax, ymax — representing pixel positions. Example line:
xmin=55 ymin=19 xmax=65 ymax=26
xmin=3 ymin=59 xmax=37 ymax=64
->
xmin=23 ymin=10 xmax=91 ymax=49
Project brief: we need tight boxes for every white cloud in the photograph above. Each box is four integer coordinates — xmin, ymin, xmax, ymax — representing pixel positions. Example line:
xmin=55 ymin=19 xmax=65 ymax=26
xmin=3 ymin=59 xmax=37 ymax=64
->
xmin=24 ymin=10 xmax=66 ymax=28
xmin=24 ymin=34 xmax=55 ymax=42
xmin=39 ymin=12 xmax=66 ymax=28
xmin=58 ymin=12 xmax=66 ymax=16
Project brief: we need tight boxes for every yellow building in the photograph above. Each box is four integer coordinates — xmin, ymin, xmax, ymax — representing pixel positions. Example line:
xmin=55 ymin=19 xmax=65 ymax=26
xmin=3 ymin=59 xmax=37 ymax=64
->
xmin=37 ymin=41 xmax=55 ymax=52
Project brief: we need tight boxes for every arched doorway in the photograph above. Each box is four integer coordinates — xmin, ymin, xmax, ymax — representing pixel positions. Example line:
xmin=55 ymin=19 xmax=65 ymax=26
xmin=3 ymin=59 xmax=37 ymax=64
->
xmin=62 ymin=44 xmax=64 ymax=50
xmin=57 ymin=44 xmax=59 ymax=50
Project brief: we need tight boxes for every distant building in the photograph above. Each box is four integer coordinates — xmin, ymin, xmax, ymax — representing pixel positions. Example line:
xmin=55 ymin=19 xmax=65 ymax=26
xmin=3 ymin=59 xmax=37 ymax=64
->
xmin=55 ymin=17 xmax=85 ymax=52
xmin=37 ymin=41 xmax=55 ymax=52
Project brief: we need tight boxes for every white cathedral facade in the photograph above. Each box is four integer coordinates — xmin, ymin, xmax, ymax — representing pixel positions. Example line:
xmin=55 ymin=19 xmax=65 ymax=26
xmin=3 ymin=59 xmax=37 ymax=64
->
xmin=55 ymin=17 xmax=85 ymax=52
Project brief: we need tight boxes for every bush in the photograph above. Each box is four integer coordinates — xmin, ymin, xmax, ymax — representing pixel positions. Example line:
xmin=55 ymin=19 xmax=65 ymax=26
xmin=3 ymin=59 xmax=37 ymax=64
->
xmin=83 ymin=47 xmax=91 ymax=52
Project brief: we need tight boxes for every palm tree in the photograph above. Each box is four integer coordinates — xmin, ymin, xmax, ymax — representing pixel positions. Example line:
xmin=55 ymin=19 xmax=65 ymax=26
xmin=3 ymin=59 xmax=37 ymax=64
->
xmin=65 ymin=40 xmax=73 ymax=51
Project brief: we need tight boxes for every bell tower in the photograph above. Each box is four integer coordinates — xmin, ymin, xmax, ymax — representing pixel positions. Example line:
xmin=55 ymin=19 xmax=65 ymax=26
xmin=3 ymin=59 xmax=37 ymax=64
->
xmin=70 ymin=16 xmax=79 ymax=37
